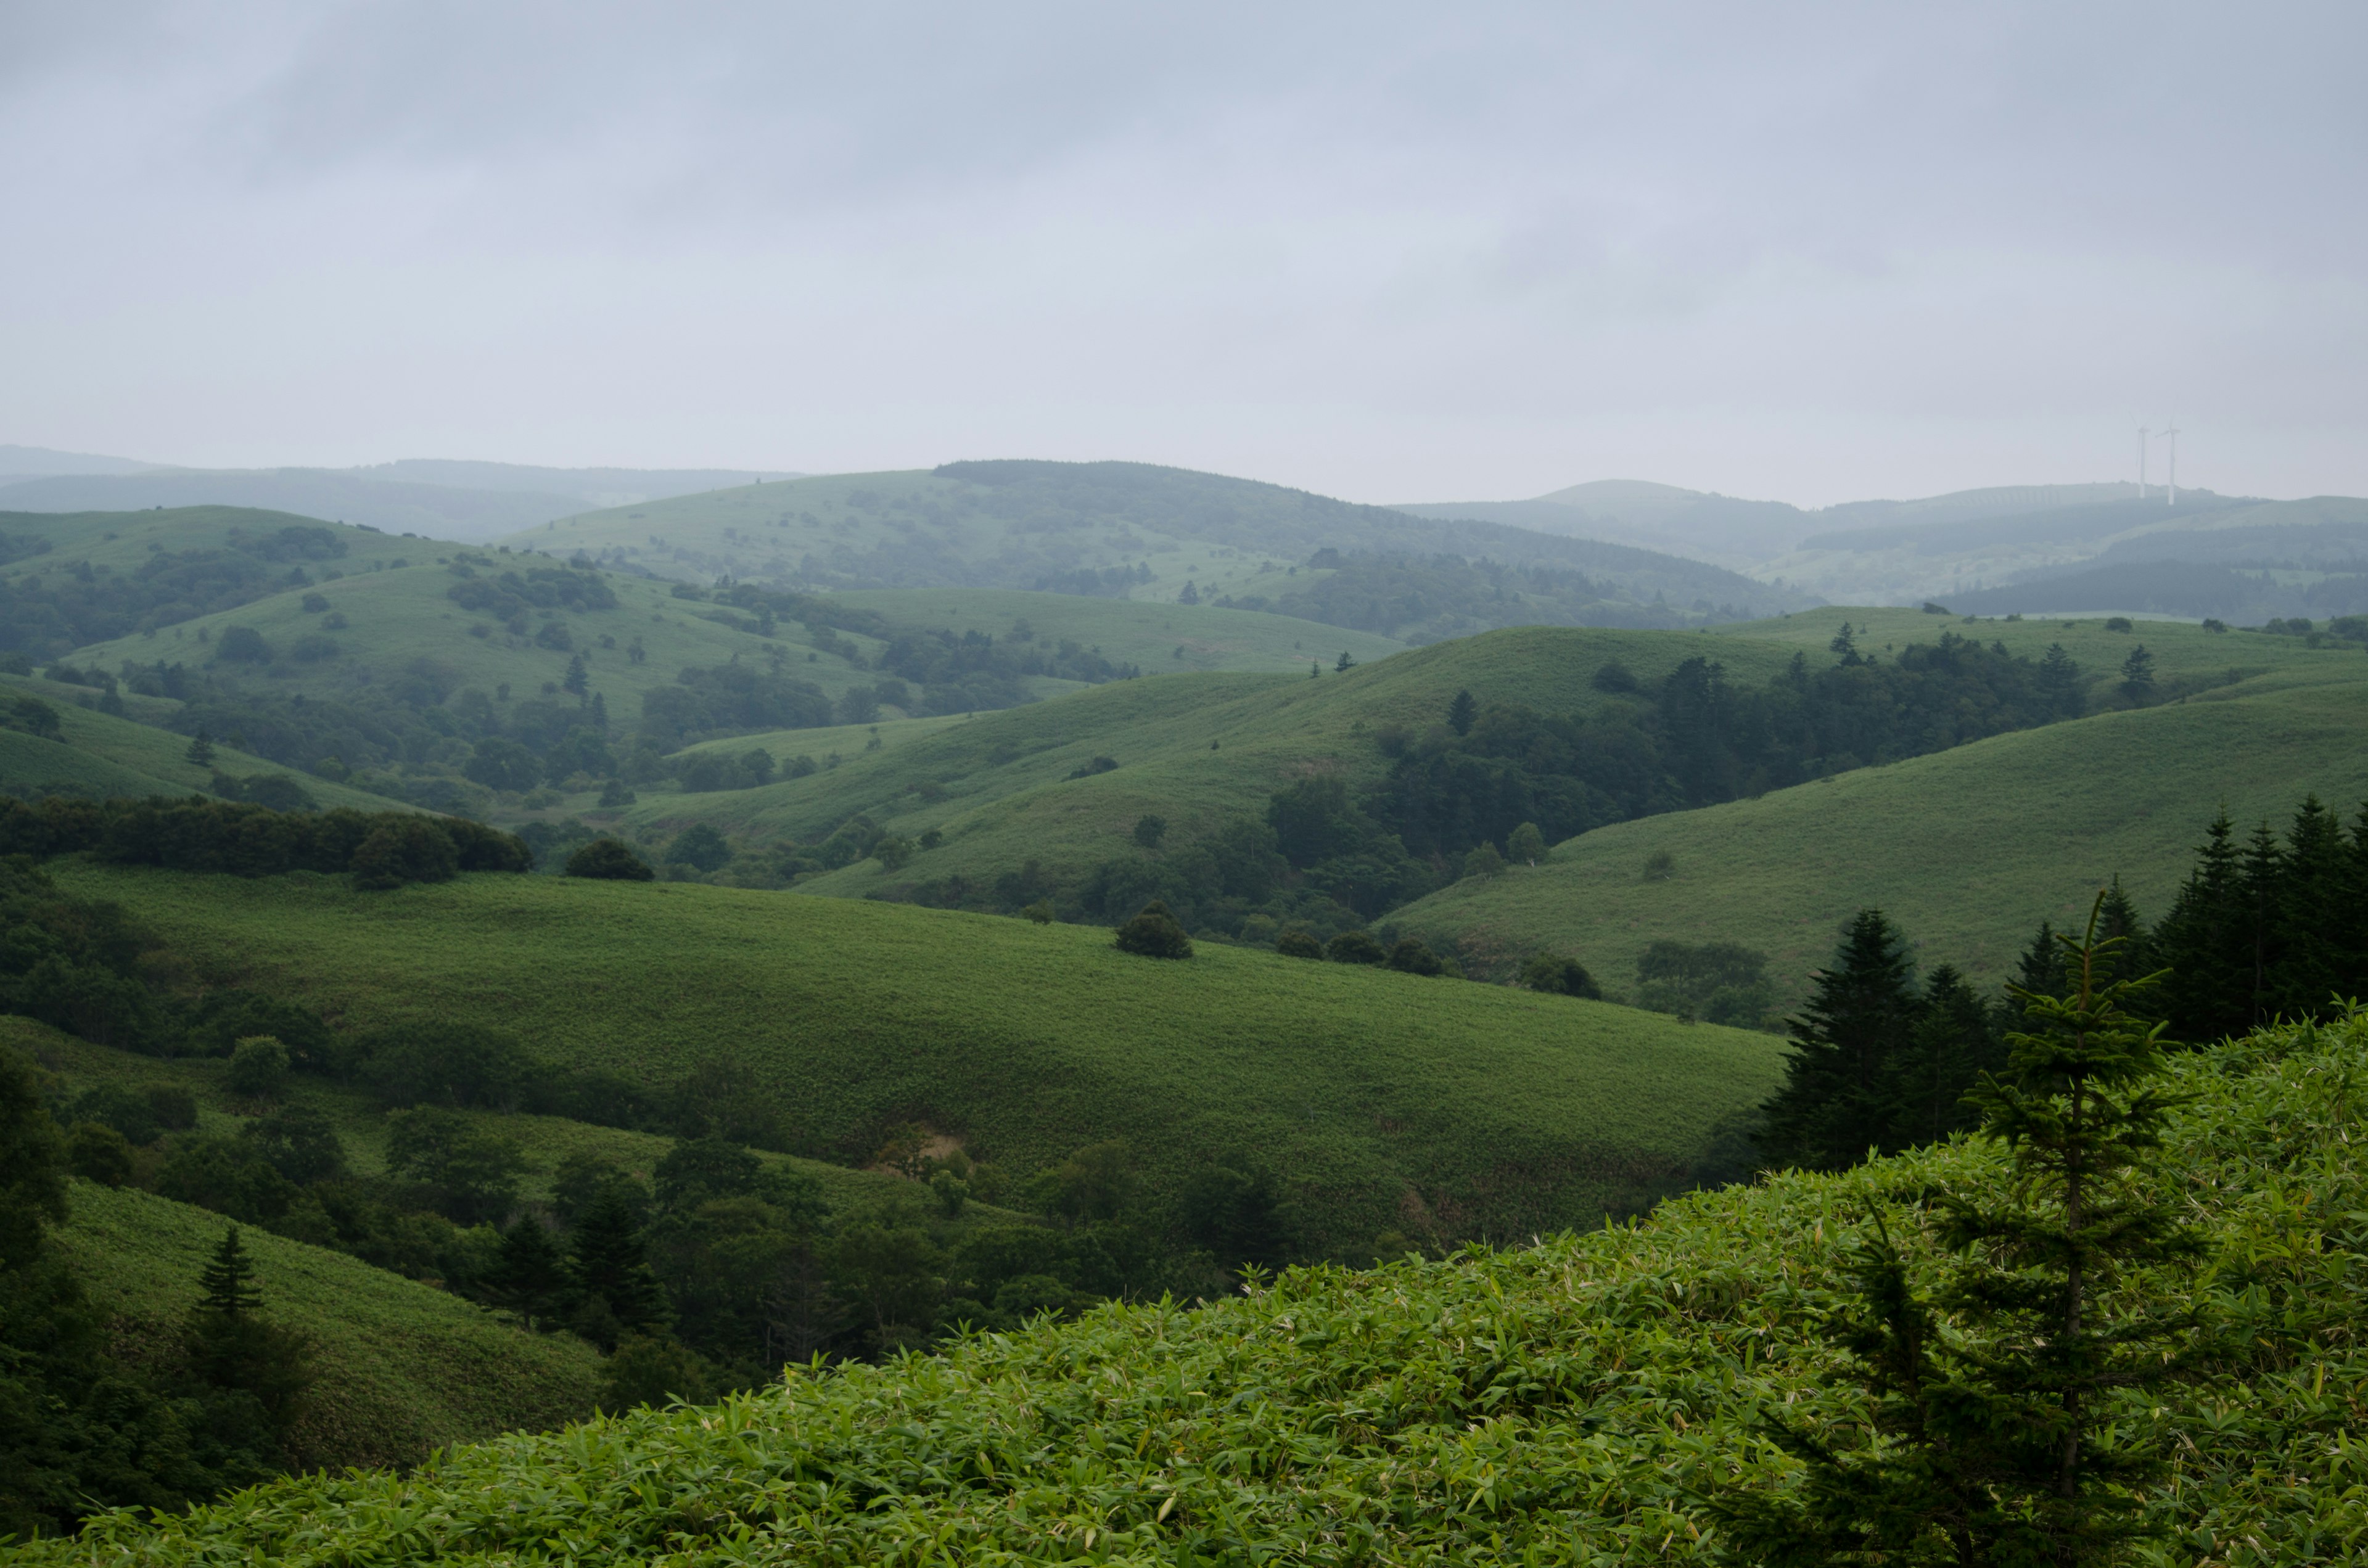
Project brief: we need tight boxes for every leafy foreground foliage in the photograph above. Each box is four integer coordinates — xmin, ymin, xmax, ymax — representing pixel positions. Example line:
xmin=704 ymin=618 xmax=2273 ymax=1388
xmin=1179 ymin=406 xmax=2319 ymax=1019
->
xmin=36 ymin=1015 xmax=2365 ymax=1564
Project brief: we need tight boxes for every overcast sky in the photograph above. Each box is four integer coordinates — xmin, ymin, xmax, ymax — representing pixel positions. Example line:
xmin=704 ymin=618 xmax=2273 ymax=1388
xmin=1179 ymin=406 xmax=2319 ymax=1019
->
xmin=2 ymin=2 xmax=2361 ymax=507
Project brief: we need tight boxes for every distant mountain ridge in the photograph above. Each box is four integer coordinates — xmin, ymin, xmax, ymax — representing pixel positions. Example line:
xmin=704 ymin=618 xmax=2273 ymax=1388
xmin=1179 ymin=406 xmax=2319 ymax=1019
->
xmin=0 ymin=458 xmax=804 ymax=542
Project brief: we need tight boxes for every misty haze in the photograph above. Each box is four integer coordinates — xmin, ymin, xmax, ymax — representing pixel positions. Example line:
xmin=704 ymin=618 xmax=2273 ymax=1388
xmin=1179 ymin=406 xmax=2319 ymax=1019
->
xmin=2 ymin=4 xmax=2363 ymax=1560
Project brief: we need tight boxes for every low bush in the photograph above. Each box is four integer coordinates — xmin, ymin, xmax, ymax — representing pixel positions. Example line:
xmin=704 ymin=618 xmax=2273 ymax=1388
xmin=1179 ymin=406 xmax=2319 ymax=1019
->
xmin=1112 ymin=900 xmax=1192 ymax=959
xmin=565 ymin=839 xmax=656 ymax=882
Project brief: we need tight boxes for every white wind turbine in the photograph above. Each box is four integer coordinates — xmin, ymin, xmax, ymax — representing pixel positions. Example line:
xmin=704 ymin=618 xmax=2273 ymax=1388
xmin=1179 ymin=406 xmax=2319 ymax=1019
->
xmin=2161 ymin=419 xmax=2180 ymax=504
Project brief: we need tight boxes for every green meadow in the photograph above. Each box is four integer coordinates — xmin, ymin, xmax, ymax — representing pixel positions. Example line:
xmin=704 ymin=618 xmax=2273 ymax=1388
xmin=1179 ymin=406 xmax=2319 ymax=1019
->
xmin=0 ymin=675 xmax=418 ymax=811
xmin=1394 ymin=659 xmax=2368 ymax=1001
xmin=30 ymin=1014 xmax=2359 ymax=1566
xmin=6 ymin=1016 xmax=603 ymax=1472
xmin=43 ymin=863 xmax=1788 ymax=1248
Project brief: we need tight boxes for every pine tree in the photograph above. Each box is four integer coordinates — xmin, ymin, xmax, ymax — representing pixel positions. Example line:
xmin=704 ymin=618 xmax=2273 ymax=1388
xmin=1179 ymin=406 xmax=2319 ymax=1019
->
xmin=2152 ymin=811 xmax=2251 ymax=1042
xmin=183 ymin=728 xmax=215 ymax=768
xmin=1758 ymin=909 xmax=1922 ymax=1171
xmin=2269 ymin=795 xmax=2347 ymax=1017
xmin=2235 ymin=820 xmax=2284 ymax=1025
xmin=483 ymin=1217 xmax=571 ymax=1331
xmin=569 ymin=1186 xmax=670 ymax=1347
xmin=1447 ymin=689 xmax=1476 ymax=736
xmin=2116 ymin=644 xmax=2155 ymax=704
xmin=185 ymin=1226 xmax=311 ymax=1434
xmin=195 ymin=1227 xmax=263 ymax=1321
xmin=2093 ymin=875 xmax=2153 ymax=989
xmin=1881 ymin=964 xmax=1997 ymax=1149
xmin=2036 ymin=642 xmax=2082 ymax=718
xmin=1724 ymin=894 xmax=2199 ymax=1564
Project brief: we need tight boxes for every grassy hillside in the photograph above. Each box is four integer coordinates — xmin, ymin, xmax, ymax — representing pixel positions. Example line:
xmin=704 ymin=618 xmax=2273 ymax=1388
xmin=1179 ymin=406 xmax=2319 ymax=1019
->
xmin=2 ymin=1019 xmax=604 ymax=1473
xmin=511 ymin=461 xmax=1815 ymax=630
xmin=36 ymin=1016 xmax=2359 ymax=1564
xmin=0 ymin=675 xmax=419 ymax=811
xmin=20 ymin=1023 xmax=1005 ymax=1223
xmin=828 ymin=586 xmax=1404 ymax=676
xmin=1392 ymin=661 xmax=2368 ymax=1001
xmin=41 ymin=864 xmax=1789 ymax=1249
xmin=616 ymin=625 xmax=1812 ymax=888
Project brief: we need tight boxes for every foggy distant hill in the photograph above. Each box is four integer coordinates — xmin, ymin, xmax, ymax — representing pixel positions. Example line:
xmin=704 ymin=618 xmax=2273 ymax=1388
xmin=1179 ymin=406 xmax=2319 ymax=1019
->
xmin=0 ymin=444 xmax=160 ymax=478
xmin=0 ymin=459 xmax=802 ymax=542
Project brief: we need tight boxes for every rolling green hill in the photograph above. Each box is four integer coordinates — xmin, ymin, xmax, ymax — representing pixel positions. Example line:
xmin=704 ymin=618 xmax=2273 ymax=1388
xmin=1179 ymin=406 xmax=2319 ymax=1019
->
xmin=1391 ymin=658 xmax=2368 ymax=1003
xmin=508 ymin=460 xmax=1816 ymax=634
xmin=827 ymin=586 xmax=1403 ymax=676
xmin=40 ymin=864 xmax=1788 ymax=1250
xmin=0 ymin=675 xmax=420 ymax=811
xmin=606 ymin=624 xmax=1811 ymax=890
xmin=6 ymin=1017 xmax=602 ymax=1473
xmin=30 ymin=1015 xmax=2358 ymax=1564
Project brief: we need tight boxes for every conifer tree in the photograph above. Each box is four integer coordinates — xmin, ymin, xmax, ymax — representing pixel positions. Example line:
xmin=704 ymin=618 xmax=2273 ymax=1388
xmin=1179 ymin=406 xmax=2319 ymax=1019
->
xmin=2152 ymin=810 xmax=2252 ymax=1041
xmin=1758 ymin=909 xmax=1921 ymax=1171
xmin=183 ymin=728 xmax=215 ymax=768
xmin=2235 ymin=820 xmax=2284 ymax=1022
xmin=185 ymin=1227 xmax=312 ymax=1434
xmin=1447 ymin=689 xmax=1476 ymax=736
xmin=569 ymin=1186 xmax=670 ymax=1347
xmin=1882 ymin=964 xmax=1997 ymax=1149
xmin=484 ymin=1217 xmax=571 ymax=1332
xmin=1724 ymin=894 xmax=2198 ymax=1564
xmin=2092 ymin=876 xmax=2153 ymax=989
xmin=2269 ymin=795 xmax=2347 ymax=1017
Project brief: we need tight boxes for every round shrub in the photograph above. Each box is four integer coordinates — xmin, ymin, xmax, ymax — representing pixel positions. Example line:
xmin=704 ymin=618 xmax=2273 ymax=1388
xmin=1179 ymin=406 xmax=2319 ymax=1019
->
xmin=664 ymin=824 xmax=731 ymax=872
xmin=1386 ymin=938 xmax=1444 ymax=976
xmin=1326 ymin=930 xmax=1387 ymax=966
xmin=350 ymin=817 xmax=461 ymax=890
xmin=228 ymin=1035 xmax=290 ymax=1101
xmin=1521 ymin=953 xmax=1603 ymax=999
xmin=1275 ymin=928 xmax=1325 ymax=960
xmin=566 ymin=839 xmax=656 ymax=881
xmin=68 ymin=1122 xmax=133 ymax=1187
xmin=1114 ymin=900 xmax=1193 ymax=959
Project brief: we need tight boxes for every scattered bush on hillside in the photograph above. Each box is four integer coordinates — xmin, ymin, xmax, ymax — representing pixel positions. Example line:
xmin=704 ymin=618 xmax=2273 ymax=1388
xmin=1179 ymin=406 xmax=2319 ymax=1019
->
xmin=1642 ymin=848 xmax=1675 ymax=882
xmin=565 ymin=838 xmax=655 ymax=880
xmin=0 ymin=793 xmax=529 ymax=885
xmin=1275 ymin=927 xmax=1325 ymax=959
xmin=1132 ymin=814 xmax=1167 ymax=848
xmin=1635 ymin=938 xmax=1775 ymax=1030
xmin=226 ymin=1036 xmax=290 ymax=1101
xmin=663 ymin=824 xmax=731 ymax=872
xmin=67 ymin=1120 xmax=134 ymax=1186
xmin=1385 ymin=938 xmax=1444 ymax=975
xmin=1520 ymin=953 xmax=1602 ymax=998
xmin=1113 ymin=900 xmax=1193 ymax=959
xmin=350 ymin=816 xmax=461 ymax=890
xmin=1325 ymin=930 xmax=1386 ymax=965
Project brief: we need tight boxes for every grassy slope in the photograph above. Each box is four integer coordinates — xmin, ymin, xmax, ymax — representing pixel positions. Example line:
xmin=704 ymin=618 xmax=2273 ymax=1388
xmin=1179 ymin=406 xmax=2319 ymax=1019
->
xmin=40 ymin=866 xmax=1788 ymax=1248
xmin=0 ymin=675 xmax=421 ymax=811
xmin=1394 ymin=662 xmax=2368 ymax=1000
xmin=623 ymin=625 xmax=1810 ymax=885
xmin=21 ymin=1027 xmax=1006 ymax=1222
xmin=828 ymin=587 xmax=1404 ymax=677
xmin=36 ymin=1018 xmax=2359 ymax=1565
xmin=7 ymin=1017 xmax=602 ymax=1474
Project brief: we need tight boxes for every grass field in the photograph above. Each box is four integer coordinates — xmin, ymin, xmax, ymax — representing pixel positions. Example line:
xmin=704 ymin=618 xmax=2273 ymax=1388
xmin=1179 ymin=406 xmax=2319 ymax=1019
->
xmin=30 ymin=1016 xmax=2358 ymax=1564
xmin=1 ymin=674 xmax=421 ymax=811
xmin=827 ymin=586 xmax=1404 ymax=676
xmin=610 ymin=623 xmax=1815 ymax=880
xmin=18 ymin=1024 xmax=1017 ymax=1223
xmin=41 ymin=864 xmax=1789 ymax=1250
xmin=5 ymin=1017 xmax=604 ymax=1472
xmin=1393 ymin=660 xmax=2368 ymax=1004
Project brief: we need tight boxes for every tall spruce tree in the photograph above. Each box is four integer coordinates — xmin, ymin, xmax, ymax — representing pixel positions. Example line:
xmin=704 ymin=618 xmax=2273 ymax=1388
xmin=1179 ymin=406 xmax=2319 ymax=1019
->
xmin=2092 ymin=876 xmax=2153 ymax=988
xmin=1758 ymin=909 xmax=1922 ymax=1170
xmin=2269 ymin=795 xmax=2348 ymax=1017
xmin=1724 ymin=893 xmax=2199 ymax=1564
xmin=483 ymin=1217 xmax=571 ymax=1332
xmin=184 ymin=1227 xmax=312 ymax=1436
xmin=2152 ymin=810 xmax=2251 ymax=1042
xmin=1881 ymin=964 xmax=1998 ymax=1150
xmin=569 ymin=1186 xmax=670 ymax=1348
xmin=2235 ymin=821 xmax=2284 ymax=1024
